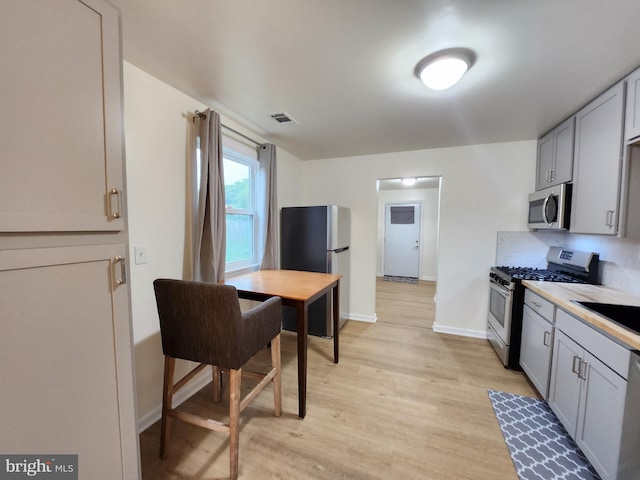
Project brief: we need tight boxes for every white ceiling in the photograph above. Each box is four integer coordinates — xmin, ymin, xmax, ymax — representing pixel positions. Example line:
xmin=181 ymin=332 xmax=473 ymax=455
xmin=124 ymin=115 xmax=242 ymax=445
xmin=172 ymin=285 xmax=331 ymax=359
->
xmin=109 ymin=0 xmax=640 ymax=161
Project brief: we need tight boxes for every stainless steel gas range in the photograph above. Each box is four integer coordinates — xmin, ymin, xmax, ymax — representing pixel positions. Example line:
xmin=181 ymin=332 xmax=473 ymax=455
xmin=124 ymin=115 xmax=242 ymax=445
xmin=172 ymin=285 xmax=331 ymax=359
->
xmin=487 ymin=247 xmax=600 ymax=369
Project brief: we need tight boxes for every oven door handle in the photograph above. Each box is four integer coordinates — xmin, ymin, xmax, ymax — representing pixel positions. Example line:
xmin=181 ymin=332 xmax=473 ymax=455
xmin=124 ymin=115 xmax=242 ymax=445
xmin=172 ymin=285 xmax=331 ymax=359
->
xmin=489 ymin=278 xmax=511 ymax=296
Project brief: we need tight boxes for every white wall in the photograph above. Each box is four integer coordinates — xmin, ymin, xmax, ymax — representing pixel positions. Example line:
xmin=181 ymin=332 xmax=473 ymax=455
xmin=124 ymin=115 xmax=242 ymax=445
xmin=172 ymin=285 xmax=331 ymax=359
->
xmin=122 ymin=62 xmax=304 ymax=426
xmin=300 ymin=142 xmax=537 ymax=332
xmin=376 ymin=186 xmax=440 ymax=280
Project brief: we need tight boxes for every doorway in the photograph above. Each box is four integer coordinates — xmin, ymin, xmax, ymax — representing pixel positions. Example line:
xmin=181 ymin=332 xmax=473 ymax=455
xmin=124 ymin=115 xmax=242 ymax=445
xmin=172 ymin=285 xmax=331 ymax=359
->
xmin=376 ymin=177 xmax=441 ymax=328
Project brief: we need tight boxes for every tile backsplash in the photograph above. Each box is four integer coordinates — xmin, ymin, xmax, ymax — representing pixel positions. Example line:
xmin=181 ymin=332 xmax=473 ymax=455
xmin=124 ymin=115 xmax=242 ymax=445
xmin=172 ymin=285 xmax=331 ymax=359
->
xmin=496 ymin=231 xmax=640 ymax=297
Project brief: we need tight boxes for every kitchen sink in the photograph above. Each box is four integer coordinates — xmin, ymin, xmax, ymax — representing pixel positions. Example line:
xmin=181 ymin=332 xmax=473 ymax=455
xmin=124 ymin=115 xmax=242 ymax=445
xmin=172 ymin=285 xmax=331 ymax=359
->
xmin=576 ymin=302 xmax=640 ymax=335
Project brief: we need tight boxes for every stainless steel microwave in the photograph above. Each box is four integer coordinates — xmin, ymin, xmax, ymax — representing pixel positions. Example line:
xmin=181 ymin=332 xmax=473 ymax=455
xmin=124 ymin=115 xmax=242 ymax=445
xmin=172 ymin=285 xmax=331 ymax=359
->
xmin=528 ymin=183 xmax=572 ymax=230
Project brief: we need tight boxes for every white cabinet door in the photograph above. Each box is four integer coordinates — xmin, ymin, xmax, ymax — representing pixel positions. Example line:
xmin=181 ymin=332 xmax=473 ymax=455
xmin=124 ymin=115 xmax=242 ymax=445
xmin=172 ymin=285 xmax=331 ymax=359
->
xmin=571 ymin=82 xmax=625 ymax=234
xmin=520 ymin=304 xmax=553 ymax=398
xmin=553 ymin=117 xmax=575 ymax=185
xmin=0 ymin=245 xmax=139 ymax=479
xmin=535 ymin=117 xmax=575 ymax=190
xmin=577 ymin=351 xmax=627 ymax=480
xmin=548 ymin=329 xmax=583 ymax=437
xmin=536 ymin=131 xmax=555 ymax=190
xmin=625 ymin=67 xmax=640 ymax=142
xmin=0 ymin=0 xmax=125 ymax=232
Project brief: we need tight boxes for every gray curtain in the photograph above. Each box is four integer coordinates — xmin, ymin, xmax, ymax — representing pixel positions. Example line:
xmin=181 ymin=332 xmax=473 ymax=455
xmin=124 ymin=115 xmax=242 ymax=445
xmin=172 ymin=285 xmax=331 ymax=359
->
xmin=193 ymin=109 xmax=226 ymax=282
xmin=258 ymin=143 xmax=278 ymax=269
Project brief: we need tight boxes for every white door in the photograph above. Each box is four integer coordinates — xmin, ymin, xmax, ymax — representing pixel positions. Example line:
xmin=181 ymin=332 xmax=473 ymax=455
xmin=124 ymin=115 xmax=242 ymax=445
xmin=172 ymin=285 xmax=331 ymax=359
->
xmin=384 ymin=203 xmax=420 ymax=278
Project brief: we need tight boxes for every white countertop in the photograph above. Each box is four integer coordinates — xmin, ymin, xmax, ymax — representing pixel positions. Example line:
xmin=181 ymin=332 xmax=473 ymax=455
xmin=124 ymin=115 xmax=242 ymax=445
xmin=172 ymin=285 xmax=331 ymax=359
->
xmin=522 ymin=281 xmax=640 ymax=351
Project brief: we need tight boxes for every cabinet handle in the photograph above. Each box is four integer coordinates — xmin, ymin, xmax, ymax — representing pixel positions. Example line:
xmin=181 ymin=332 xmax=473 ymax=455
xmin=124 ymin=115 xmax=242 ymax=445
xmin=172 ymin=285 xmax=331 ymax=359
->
xmin=579 ymin=359 xmax=588 ymax=380
xmin=543 ymin=331 xmax=551 ymax=346
xmin=531 ymin=301 xmax=541 ymax=309
xmin=112 ymin=256 xmax=126 ymax=289
xmin=108 ymin=187 xmax=122 ymax=219
xmin=549 ymin=168 xmax=555 ymax=182
xmin=572 ymin=355 xmax=582 ymax=376
xmin=606 ymin=210 xmax=615 ymax=228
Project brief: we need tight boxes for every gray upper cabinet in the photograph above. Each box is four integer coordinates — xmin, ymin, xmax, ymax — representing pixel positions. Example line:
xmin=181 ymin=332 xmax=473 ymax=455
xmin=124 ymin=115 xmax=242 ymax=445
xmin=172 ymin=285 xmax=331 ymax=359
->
xmin=571 ymin=82 xmax=625 ymax=235
xmin=625 ymin=67 xmax=640 ymax=142
xmin=0 ymin=0 xmax=125 ymax=232
xmin=536 ymin=116 xmax=575 ymax=190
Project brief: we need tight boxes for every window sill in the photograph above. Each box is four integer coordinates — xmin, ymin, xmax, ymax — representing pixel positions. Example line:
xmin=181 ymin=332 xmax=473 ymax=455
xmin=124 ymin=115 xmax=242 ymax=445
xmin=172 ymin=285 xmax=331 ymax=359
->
xmin=225 ymin=263 xmax=260 ymax=278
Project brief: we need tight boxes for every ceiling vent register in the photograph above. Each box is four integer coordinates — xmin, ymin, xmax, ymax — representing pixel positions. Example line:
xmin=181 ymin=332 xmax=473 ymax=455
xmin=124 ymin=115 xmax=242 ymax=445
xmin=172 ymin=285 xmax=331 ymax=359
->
xmin=270 ymin=112 xmax=297 ymax=124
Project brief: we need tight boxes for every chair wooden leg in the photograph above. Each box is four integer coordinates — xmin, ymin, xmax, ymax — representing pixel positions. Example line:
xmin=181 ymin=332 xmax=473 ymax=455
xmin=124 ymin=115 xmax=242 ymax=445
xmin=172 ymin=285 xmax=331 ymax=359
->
xmin=229 ymin=368 xmax=242 ymax=480
xmin=211 ymin=365 xmax=221 ymax=402
xmin=160 ymin=356 xmax=175 ymax=459
xmin=271 ymin=334 xmax=282 ymax=417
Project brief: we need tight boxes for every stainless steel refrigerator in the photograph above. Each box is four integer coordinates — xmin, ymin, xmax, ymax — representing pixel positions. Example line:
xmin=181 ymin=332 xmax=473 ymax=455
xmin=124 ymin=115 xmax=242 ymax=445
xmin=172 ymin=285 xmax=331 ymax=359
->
xmin=280 ymin=205 xmax=350 ymax=337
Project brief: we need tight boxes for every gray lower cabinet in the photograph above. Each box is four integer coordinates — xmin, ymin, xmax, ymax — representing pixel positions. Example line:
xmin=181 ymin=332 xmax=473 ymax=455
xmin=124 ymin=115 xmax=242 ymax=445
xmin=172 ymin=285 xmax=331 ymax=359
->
xmin=578 ymin=348 xmax=627 ymax=480
xmin=548 ymin=309 xmax=630 ymax=480
xmin=520 ymin=290 xmax=555 ymax=398
xmin=548 ymin=329 xmax=584 ymax=436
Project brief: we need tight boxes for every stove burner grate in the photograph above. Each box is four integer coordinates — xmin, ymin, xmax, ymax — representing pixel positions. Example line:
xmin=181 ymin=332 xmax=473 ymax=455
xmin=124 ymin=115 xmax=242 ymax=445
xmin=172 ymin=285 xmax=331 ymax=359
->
xmin=494 ymin=266 xmax=585 ymax=283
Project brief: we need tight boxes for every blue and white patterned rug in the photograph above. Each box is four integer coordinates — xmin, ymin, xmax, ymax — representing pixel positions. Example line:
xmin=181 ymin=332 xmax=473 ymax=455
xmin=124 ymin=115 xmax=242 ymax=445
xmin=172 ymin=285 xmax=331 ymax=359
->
xmin=488 ymin=389 xmax=601 ymax=480
xmin=382 ymin=275 xmax=418 ymax=284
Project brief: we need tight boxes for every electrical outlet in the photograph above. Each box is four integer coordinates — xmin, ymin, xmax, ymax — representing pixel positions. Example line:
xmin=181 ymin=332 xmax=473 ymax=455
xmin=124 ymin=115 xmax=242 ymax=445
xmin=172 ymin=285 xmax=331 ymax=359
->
xmin=134 ymin=245 xmax=148 ymax=265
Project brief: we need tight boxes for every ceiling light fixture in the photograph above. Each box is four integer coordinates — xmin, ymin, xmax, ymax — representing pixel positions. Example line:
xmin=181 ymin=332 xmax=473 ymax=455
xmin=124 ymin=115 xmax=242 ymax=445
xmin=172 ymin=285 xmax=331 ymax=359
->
xmin=401 ymin=177 xmax=417 ymax=186
xmin=415 ymin=48 xmax=476 ymax=91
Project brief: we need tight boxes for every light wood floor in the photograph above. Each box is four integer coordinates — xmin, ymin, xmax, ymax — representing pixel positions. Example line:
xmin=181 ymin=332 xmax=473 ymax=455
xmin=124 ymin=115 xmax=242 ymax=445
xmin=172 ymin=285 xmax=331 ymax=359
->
xmin=376 ymin=277 xmax=436 ymax=327
xmin=139 ymin=279 xmax=536 ymax=479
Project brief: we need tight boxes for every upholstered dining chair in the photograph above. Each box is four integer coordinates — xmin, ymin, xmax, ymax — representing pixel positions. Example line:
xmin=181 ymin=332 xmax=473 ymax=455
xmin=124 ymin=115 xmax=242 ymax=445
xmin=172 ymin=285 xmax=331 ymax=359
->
xmin=153 ymin=279 xmax=282 ymax=480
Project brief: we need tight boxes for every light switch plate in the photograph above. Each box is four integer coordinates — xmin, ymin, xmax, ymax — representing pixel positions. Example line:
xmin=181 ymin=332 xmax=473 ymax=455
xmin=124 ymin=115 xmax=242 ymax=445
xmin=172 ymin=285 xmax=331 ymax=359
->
xmin=134 ymin=245 xmax=148 ymax=265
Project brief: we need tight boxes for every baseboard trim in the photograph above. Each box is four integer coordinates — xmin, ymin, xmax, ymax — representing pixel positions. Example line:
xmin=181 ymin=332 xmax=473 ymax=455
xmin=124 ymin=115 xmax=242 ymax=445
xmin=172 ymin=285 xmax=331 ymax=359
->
xmin=347 ymin=313 xmax=377 ymax=323
xmin=432 ymin=322 xmax=488 ymax=339
xmin=137 ymin=367 xmax=212 ymax=434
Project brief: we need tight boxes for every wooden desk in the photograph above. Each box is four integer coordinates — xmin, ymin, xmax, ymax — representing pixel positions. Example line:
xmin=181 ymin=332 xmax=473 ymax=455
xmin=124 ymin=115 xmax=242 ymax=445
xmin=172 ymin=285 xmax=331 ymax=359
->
xmin=225 ymin=269 xmax=341 ymax=418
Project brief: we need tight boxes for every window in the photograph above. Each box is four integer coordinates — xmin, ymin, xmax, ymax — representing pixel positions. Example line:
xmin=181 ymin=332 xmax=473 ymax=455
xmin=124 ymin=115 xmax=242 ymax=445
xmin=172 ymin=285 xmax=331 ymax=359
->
xmin=195 ymin=136 xmax=260 ymax=273
xmin=223 ymin=148 xmax=259 ymax=271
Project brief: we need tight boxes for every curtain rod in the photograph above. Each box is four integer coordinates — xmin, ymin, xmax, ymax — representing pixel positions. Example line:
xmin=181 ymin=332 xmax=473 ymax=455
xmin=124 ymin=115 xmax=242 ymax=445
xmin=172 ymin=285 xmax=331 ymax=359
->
xmin=194 ymin=110 xmax=262 ymax=147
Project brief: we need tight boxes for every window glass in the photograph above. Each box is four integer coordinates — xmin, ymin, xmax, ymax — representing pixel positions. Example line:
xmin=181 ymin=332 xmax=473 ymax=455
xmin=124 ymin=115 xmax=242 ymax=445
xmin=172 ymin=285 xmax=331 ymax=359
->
xmin=390 ymin=206 xmax=415 ymax=224
xmin=226 ymin=213 xmax=253 ymax=263
xmin=223 ymin=148 xmax=258 ymax=271
xmin=223 ymin=158 xmax=250 ymax=210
